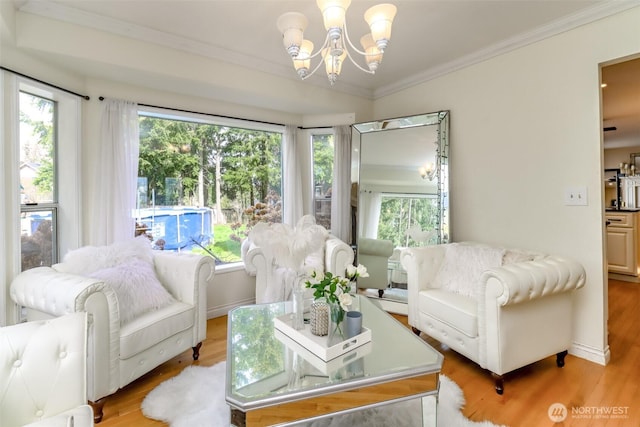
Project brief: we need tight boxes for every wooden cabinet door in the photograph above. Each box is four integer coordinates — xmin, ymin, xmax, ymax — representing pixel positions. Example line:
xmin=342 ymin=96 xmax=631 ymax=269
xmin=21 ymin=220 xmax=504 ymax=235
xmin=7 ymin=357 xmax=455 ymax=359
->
xmin=607 ymin=226 xmax=636 ymax=274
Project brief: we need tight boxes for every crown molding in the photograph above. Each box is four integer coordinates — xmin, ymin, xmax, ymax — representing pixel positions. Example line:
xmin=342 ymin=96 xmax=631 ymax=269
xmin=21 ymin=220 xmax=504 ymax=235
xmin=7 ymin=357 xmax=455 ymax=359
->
xmin=373 ymin=1 xmax=640 ymax=99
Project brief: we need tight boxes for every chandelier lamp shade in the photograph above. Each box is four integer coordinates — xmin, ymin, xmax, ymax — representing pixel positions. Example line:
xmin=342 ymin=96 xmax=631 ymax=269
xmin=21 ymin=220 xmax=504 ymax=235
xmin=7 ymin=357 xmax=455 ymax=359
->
xmin=419 ymin=162 xmax=436 ymax=181
xmin=277 ymin=1 xmax=397 ymax=85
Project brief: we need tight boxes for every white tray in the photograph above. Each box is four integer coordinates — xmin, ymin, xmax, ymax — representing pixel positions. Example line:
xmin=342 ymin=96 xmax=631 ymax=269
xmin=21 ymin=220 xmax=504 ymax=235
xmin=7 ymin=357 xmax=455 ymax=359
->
xmin=275 ymin=329 xmax=372 ymax=374
xmin=273 ymin=313 xmax=372 ymax=361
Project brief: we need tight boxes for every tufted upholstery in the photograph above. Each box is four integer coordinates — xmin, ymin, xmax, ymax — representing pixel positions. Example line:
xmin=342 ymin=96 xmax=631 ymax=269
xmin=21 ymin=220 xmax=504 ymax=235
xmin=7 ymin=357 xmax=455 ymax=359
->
xmin=242 ymin=235 xmax=354 ymax=304
xmin=401 ymin=242 xmax=586 ymax=393
xmin=0 ymin=313 xmax=94 ymax=427
xmin=10 ymin=251 xmax=215 ymax=422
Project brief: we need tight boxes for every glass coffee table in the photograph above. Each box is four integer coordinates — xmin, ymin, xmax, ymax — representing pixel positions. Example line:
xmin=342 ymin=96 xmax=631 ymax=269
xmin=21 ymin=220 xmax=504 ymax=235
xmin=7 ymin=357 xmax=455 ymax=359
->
xmin=226 ymin=295 xmax=443 ymax=426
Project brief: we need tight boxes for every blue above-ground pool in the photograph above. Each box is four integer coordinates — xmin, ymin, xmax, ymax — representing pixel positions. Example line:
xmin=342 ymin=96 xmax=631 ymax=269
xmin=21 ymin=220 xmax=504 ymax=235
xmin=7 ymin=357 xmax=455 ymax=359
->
xmin=135 ymin=206 xmax=213 ymax=251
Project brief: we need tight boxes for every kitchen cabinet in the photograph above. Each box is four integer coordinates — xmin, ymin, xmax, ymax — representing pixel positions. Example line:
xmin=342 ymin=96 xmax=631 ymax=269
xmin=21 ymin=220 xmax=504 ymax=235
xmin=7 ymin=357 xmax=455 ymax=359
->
xmin=606 ymin=211 xmax=640 ymax=279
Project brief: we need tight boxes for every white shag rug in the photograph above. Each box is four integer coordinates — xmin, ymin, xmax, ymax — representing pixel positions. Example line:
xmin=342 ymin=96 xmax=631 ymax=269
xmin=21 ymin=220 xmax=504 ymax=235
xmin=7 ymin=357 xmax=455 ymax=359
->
xmin=142 ymin=362 xmax=506 ymax=427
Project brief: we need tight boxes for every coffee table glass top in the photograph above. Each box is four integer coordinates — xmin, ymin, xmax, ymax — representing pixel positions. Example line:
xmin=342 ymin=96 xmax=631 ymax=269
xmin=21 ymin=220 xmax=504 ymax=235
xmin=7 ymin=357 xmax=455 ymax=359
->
xmin=226 ymin=295 xmax=443 ymax=411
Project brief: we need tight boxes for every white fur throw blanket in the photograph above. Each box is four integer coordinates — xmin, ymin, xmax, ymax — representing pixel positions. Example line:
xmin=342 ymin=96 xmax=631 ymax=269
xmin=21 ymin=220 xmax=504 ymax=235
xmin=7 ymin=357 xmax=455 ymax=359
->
xmin=432 ymin=244 xmax=505 ymax=300
xmin=56 ymin=236 xmax=175 ymax=324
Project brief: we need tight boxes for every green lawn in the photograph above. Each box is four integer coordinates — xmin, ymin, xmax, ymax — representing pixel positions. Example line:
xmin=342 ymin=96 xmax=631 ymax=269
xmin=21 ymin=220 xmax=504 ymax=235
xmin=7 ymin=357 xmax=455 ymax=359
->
xmin=199 ymin=223 xmax=247 ymax=264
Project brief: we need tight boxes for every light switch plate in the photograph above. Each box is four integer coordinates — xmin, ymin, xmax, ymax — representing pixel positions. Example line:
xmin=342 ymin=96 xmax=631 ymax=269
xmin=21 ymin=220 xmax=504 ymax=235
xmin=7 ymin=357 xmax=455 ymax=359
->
xmin=565 ymin=186 xmax=588 ymax=206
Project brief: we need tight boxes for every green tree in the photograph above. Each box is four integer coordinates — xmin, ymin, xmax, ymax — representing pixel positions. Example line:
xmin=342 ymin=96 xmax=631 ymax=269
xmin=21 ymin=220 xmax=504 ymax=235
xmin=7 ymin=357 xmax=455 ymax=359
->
xmin=20 ymin=95 xmax=55 ymax=197
xmin=313 ymin=134 xmax=334 ymax=194
xmin=378 ymin=196 xmax=439 ymax=247
xmin=138 ymin=117 xmax=200 ymax=206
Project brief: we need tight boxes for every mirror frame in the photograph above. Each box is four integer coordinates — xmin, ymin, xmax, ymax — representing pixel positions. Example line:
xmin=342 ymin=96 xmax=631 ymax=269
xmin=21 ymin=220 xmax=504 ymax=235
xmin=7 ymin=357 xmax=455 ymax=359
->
xmin=351 ymin=110 xmax=450 ymax=247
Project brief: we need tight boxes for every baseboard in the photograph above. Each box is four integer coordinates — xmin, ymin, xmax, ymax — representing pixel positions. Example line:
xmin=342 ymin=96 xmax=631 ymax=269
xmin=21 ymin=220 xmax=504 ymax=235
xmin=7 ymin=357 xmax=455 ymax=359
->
xmin=569 ymin=342 xmax=611 ymax=366
xmin=607 ymin=272 xmax=640 ymax=283
xmin=207 ymin=297 xmax=254 ymax=319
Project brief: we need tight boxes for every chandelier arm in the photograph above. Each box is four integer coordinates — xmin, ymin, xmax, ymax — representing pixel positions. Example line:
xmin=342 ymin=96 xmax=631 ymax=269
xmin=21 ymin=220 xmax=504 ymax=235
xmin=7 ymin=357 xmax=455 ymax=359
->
xmin=344 ymin=46 xmax=375 ymax=74
xmin=342 ymin=21 xmax=368 ymax=56
xmin=301 ymin=50 xmax=329 ymax=80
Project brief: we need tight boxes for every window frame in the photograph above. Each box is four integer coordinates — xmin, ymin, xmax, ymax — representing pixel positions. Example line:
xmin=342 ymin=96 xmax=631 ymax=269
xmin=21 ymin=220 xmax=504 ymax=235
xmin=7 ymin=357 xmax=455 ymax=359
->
xmin=137 ymin=105 xmax=285 ymax=268
xmin=1 ymin=72 xmax=82 ymax=325
xmin=310 ymin=129 xmax=335 ymax=232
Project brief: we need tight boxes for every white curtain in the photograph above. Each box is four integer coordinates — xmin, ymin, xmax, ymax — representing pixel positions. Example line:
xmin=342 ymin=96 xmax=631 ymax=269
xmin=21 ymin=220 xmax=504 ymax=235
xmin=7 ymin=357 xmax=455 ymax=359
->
xmin=359 ymin=190 xmax=382 ymax=239
xmin=283 ymin=125 xmax=303 ymax=226
xmin=331 ymin=125 xmax=352 ymax=243
xmin=90 ymin=99 xmax=140 ymax=245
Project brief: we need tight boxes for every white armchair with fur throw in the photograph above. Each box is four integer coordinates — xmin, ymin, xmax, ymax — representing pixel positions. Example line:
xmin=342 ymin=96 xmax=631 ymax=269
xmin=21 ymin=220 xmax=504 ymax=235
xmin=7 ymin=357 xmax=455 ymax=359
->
xmin=10 ymin=237 xmax=216 ymax=423
xmin=400 ymin=242 xmax=586 ymax=394
xmin=242 ymin=215 xmax=354 ymax=303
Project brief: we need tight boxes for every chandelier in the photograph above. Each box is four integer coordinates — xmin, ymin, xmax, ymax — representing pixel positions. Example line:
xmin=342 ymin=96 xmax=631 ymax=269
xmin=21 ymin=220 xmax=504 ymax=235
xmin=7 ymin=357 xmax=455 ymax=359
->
xmin=419 ymin=162 xmax=436 ymax=181
xmin=276 ymin=1 xmax=397 ymax=85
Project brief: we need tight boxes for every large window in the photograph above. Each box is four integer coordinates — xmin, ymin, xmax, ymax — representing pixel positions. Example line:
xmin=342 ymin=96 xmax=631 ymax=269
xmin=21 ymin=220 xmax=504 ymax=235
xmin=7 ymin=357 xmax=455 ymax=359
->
xmin=19 ymin=92 xmax=57 ymax=271
xmin=312 ymin=133 xmax=334 ymax=230
xmin=137 ymin=113 xmax=283 ymax=264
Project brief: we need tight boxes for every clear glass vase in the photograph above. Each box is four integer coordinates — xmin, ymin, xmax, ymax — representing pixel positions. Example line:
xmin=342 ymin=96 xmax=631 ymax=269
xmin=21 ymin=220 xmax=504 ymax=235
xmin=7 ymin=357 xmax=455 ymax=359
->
xmin=292 ymin=286 xmax=305 ymax=330
xmin=328 ymin=302 xmax=346 ymax=346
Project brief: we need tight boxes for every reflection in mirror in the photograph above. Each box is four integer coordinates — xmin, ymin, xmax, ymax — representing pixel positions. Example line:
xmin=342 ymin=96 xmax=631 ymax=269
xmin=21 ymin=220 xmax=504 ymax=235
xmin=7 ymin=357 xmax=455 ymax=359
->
xmin=351 ymin=111 xmax=449 ymax=305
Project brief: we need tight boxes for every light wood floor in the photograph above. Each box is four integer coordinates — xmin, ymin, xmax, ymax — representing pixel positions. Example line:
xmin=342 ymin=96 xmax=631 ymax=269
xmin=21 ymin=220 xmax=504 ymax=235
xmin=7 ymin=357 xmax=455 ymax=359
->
xmin=100 ymin=279 xmax=639 ymax=426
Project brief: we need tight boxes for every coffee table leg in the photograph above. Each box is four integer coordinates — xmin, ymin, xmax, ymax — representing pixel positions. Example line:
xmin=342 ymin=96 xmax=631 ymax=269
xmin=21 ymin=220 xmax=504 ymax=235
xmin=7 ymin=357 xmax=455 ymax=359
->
xmin=230 ymin=408 xmax=246 ymax=427
xmin=421 ymin=395 xmax=438 ymax=427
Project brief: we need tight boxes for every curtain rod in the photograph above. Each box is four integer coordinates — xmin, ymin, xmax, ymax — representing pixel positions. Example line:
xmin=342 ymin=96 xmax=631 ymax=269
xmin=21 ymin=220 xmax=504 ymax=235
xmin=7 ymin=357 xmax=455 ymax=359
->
xmin=99 ymin=96 xmax=291 ymax=128
xmin=98 ymin=96 xmax=338 ymax=130
xmin=1 ymin=66 xmax=90 ymax=100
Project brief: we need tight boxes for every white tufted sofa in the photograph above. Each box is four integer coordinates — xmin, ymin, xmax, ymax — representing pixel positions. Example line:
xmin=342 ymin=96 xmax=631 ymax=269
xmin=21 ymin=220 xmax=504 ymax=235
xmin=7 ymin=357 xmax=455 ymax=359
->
xmin=400 ymin=242 xmax=586 ymax=394
xmin=0 ymin=312 xmax=94 ymax=427
xmin=10 ymin=251 xmax=215 ymax=422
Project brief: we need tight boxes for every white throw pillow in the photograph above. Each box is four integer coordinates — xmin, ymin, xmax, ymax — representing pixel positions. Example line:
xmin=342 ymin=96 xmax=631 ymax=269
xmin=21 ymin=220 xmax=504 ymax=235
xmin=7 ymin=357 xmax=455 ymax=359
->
xmin=89 ymin=259 xmax=175 ymax=325
xmin=433 ymin=244 xmax=505 ymax=300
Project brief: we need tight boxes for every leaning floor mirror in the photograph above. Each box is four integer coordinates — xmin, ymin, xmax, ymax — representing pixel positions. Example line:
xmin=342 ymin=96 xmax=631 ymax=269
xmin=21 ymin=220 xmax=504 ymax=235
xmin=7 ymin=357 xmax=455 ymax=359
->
xmin=351 ymin=111 xmax=449 ymax=311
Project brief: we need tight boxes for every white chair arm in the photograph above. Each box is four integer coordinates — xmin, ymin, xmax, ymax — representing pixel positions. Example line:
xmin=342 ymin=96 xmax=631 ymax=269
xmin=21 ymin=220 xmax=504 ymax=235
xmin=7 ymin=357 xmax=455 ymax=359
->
xmin=325 ymin=235 xmax=354 ymax=276
xmin=153 ymin=252 xmax=215 ymax=343
xmin=401 ymin=246 xmax=447 ymax=326
xmin=10 ymin=267 xmax=118 ymax=318
xmin=153 ymin=252 xmax=215 ymax=304
xmin=242 ymin=241 xmax=268 ymax=277
xmin=482 ymin=256 xmax=586 ymax=306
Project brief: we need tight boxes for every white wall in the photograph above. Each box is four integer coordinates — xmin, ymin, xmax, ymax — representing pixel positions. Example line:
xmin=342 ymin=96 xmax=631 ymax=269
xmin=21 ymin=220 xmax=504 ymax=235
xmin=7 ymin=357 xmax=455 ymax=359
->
xmin=373 ymin=6 xmax=640 ymax=364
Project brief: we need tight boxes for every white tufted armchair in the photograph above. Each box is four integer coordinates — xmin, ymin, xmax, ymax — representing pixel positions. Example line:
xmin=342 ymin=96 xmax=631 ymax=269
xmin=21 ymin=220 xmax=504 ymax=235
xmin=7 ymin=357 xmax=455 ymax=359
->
xmin=356 ymin=237 xmax=394 ymax=297
xmin=242 ymin=235 xmax=354 ymax=304
xmin=401 ymin=242 xmax=586 ymax=394
xmin=10 ymin=251 xmax=215 ymax=422
xmin=0 ymin=312 xmax=94 ymax=427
